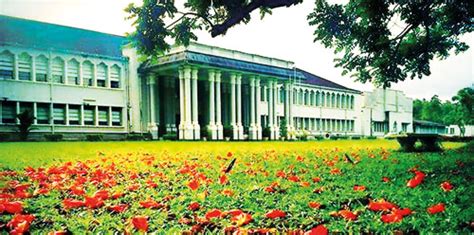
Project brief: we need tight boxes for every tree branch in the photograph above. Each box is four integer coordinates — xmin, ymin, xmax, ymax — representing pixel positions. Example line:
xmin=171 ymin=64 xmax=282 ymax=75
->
xmin=166 ymin=12 xmax=214 ymax=29
xmin=210 ymin=0 xmax=302 ymax=37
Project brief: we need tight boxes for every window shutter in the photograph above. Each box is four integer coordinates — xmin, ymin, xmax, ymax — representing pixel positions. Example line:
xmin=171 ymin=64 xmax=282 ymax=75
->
xmin=84 ymin=108 xmax=94 ymax=122
xmin=69 ymin=107 xmax=80 ymax=121
xmin=37 ymin=105 xmax=49 ymax=122
xmin=98 ymin=109 xmax=108 ymax=122
xmin=112 ymin=109 xmax=121 ymax=124
xmin=53 ymin=106 xmax=65 ymax=121
xmin=110 ymin=66 xmax=120 ymax=88
xmin=35 ymin=56 xmax=48 ymax=82
xmin=0 ymin=52 xmax=14 ymax=80
xmin=52 ymin=58 xmax=64 ymax=83
xmin=67 ymin=61 xmax=79 ymax=85
xmin=2 ymin=102 xmax=15 ymax=119
xmin=96 ymin=64 xmax=107 ymax=87
xmin=18 ymin=54 xmax=32 ymax=81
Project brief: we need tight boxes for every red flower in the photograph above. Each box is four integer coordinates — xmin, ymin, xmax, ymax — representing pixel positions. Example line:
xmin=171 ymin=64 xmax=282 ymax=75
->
xmin=219 ymin=174 xmax=228 ymax=185
xmin=427 ymin=203 xmax=445 ymax=214
xmin=305 ymin=225 xmax=328 ymax=235
xmin=63 ymin=199 xmax=85 ymax=210
xmin=381 ymin=208 xmax=412 ymax=223
xmin=407 ymin=170 xmax=425 ymax=188
xmin=84 ymin=196 xmax=104 ymax=209
xmin=205 ymin=209 xmax=223 ymax=220
xmin=265 ymin=210 xmax=286 ymax=219
xmin=276 ymin=171 xmax=286 ymax=178
xmin=127 ymin=183 xmax=140 ymax=191
xmin=131 ymin=216 xmax=148 ymax=232
xmin=69 ymin=185 xmax=85 ymax=196
xmin=339 ymin=209 xmax=357 ymax=221
xmin=368 ymin=199 xmax=397 ymax=212
xmin=288 ymin=175 xmax=300 ymax=182
xmin=112 ymin=192 xmax=124 ymax=199
xmin=440 ymin=181 xmax=453 ymax=192
xmin=382 ymin=177 xmax=391 ymax=182
xmin=93 ymin=190 xmax=109 ymax=200
xmin=227 ymin=152 xmax=233 ymax=157
xmin=353 ymin=185 xmax=366 ymax=191
xmin=139 ymin=199 xmax=164 ymax=209
xmin=188 ymin=179 xmax=200 ymax=191
xmin=309 ymin=202 xmax=321 ymax=209
xmin=300 ymin=181 xmax=311 ymax=187
xmin=109 ymin=204 xmax=128 ymax=213
xmin=4 ymin=201 xmax=23 ymax=214
xmin=231 ymin=212 xmax=253 ymax=226
xmin=312 ymin=177 xmax=321 ymax=183
xmin=330 ymin=168 xmax=341 ymax=175
xmin=7 ymin=214 xmax=34 ymax=234
xmin=188 ymin=202 xmax=200 ymax=211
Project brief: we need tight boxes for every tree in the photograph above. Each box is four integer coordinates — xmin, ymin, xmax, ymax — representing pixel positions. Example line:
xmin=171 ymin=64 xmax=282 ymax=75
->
xmin=126 ymin=0 xmax=472 ymax=87
xmin=452 ymin=87 xmax=474 ymax=125
xmin=17 ymin=109 xmax=35 ymax=141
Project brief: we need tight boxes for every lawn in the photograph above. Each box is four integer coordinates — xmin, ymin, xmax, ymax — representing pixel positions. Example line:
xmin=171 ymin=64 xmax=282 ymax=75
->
xmin=0 ymin=140 xmax=472 ymax=234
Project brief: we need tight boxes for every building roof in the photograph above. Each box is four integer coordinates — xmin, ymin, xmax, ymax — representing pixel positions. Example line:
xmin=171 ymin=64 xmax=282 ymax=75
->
xmin=0 ymin=15 xmax=127 ymax=59
xmin=296 ymin=68 xmax=360 ymax=93
xmin=413 ymin=120 xmax=446 ymax=127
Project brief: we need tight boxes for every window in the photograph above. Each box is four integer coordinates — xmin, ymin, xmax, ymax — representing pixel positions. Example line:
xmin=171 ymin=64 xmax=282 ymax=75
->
xmin=326 ymin=94 xmax=331 ymax=107
xmin=98 ymin=107 xmax=108 ymax=125
xmin=341 ymin=95 xmax=346 ymax=109
xmin=68 ymin=105 xmax=80 ymax=125
xmin=350 ymin=96 xmax=354 ymax=109
xmin=18 ymin=53 xmax=32 ymax=81
xmin=0 ymin=51 xmax=14 ymax=80
xmin=96 ymin=63 xmax=107 ymax=87
xmin=36 ymin=103 xmax=50 ymax=124
xmin=112 ymin=107 xmax=122 ymax=126
xmin=402 ymin=123 xmax=409 ymax=132
xmin=279 ymin=87 xmax=285 ymax=104
xmin=336 ymin=94 xmax=340 ymax=108
xmin=331 ymin=93 xmax=335 ymax=108
xmin=321 ymin=93 xmax=325 ymax=107
xmin=53 ymin=104 xmax=65 ymax=124
xmin=110 ymin=65 xmax=121 ymax=88
xmin=84 ymin=106 xmax=95 ymax=125
xmin=36 ymin=55 xmax=48 ymax=82
xmin=19 ymin=102 xmax=33 ymax=115
xmin=2 ymin=101 xmax=16 ymax=123
xmin=52 ymin=57 xmax=64 ymax=84
xmin=83 ymin=61 xmax=94 ymax=86
xmin=67 ymin=59 xmax=80 ymax=85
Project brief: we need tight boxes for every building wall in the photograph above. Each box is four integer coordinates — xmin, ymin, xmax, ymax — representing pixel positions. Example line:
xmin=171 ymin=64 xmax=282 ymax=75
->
xmin=446 ymin=125 xmax=474 ymax=137
xmin=0 ymin=45 xmax=131 ymax=137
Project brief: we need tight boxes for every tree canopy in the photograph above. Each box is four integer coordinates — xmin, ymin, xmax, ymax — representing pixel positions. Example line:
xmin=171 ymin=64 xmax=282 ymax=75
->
xmin=126 ymin=0 xmax=473 ymax=87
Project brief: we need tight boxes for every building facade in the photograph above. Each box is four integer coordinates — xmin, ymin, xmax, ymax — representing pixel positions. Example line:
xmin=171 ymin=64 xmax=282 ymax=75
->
xmin=0 ymin=15 xmax=413 ymax=140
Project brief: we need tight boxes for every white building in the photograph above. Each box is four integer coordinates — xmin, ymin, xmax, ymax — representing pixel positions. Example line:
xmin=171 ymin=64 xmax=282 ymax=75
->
xmin=0 ymin=15 xmax=413 ymax=140
xmin=446 ymin=125 xmax=474 ymax=137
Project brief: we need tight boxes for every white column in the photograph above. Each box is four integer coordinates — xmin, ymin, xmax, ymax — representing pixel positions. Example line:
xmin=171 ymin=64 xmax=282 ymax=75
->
xmin=284 ymin=82 xmax=290 ymax=138
xmin=230 ymin=73 xmax=237 ymax=139
xmin=31 ymin=57 xmax=36 ymax=82
xmin=80 ymin=105 xmax=85 ymax=126
xmin=147 ymin=75 xmax=158 ymax=139
xmin=191 ymin=67 xmax=200 ymax=140
xmin=183 ymin=66 xmax=193 ymax=139
xmin=15 ymin=102 xmax=20 ymax=124
xmin=106 ymin=65 xmax=111 ymax=88
xmin=215 ymin=71 xmax=223 ymax=140
xmin=236 ymin=74 xmax=243 ymax=140
xmin=94 ymin=106 xmax=99 ymax=126
xmin=108 ymin=106 xmax=113 ymax=127
xmin=178 ymin=69 xmax=185 ymax=139
xmin=255 ymin=78 xmax=262 ymax=140
xmin=64 ymin=60 xmax=68 ymax=85
xmin=65 ymin=104 xmax=69 ymax=125
xmin=273 ymin=82 xmax=279 ymax=139
xmin=249 ymin=76 xmax=257 ymax=140
xmin=32 ymin=103 xmax=37 ymax=125
xmin=208 ymin=70 xmax=217 ymax=140
xmin=267 ymin=80 xmax=274 ymax=139
xmin=78 ymin=62 xmax=83 ymax=86
xmin=13 ymin=54 xmax=19 ymax=80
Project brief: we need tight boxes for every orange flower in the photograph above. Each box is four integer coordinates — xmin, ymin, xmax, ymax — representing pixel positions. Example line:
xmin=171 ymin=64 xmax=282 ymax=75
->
xmin=139 ymin=199 xmax=164 ymax=209
xmin=427 ymin=203 xmax=445 ymax=214
xmin=230 ymin=211 xmax=253 ymax=226
xmin=288 ymin=175 xmax=300 ymax=182
xmin=308 ymin=202 xmax=321 ymax=209
xmin=222 ymin=189 xmax=234 ymax=196
xmin=63 ymin=199 xmax=85 ymax=210
xmin=300 ymin=181 xmax=311 ymax=187
xmin=219 ymin=174 xmax=228 ymax=185
xmin=276 ymin=171 xmax=286 ymax=178
xmin=188 ymin=202 xmax=200 ymax=211
xmin=338 ymin=209 xmax=357 ymax=221
xmin=353 ymin=185 xmax=366 ymax=191
xmin=205 ymin=209 xmax=223 ymax=220
xmin=131 ymin=216 xmax=148 ymax=232
xmin=440 ymin=181 xmax=453 ymax=192
xmin=108 ymin=204 xmax=128 ymax=213
xmin=330 ymin=168 xmax=341 ymax=175
xmin=265 ymin=210 xmax=286 ymax=219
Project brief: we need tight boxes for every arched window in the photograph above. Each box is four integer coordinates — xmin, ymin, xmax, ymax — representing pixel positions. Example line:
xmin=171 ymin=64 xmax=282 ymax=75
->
xmin=315 ymin=91 xmax=320 ymax=106
xmin=67 ymin=59 xmax=80 ymax=85
xmin=321 ymin=92 xmax=325 ymax=107
xmin=96 ymin=63 xmax=107 ymax=87
xmin=82 ymin=61 xmax=94 ymax=86
xmin=110 ymin=65 xmax=121 ymax=88
xmin=18 ymin=53 xmax=32 ymax=81
xmin=341 ymin=94 xmax=346 ymax=109
xmin=350 ymin=96 xmax=354 ymax=109
xmin=336 ymin=94 xmax=340 ymax=108
xmin=0 ymin=50 xmax=14 ymax=80
xmin=309 ymin=91 xmax=314 ymax=106
xmin=51 ymin=57 xmax=64 ymax=83
xmin=35 ymin=55 xmax=48 ymax=82
xmin=328 ymin=93 xmax=333 ymax=107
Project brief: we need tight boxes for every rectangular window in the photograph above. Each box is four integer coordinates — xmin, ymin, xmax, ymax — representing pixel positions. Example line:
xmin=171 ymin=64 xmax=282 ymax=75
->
xmin=68 ymin=105 xmax=80 ymax=125
xmin=96 ymin=65 xmax=107 ymax=88
xmin=18 ymin=57 xmax=31 ymax=81
xmin=36 ymin=103 xmax=50 ymax=124
xmin=53 ymin=104 xmax=65 ymax=124
xmin=19 ymin=102 xmax=33 ymax=116
xmin=112 ymin=107 xmax=122 ymax=126
xmin=67 ymin=62 xmax=79 ymax=85
xmin=110 ymin=66 xmax=120 ymax=88
xmin=2 ymin=101 xmax=16 ymax=123
xmin=98 ymin=107 xmax=108 ymax=126
xmin=82 ymin=63 xmax=93 ymax=86
xmin=36 ymin=57 xmax=48 ymax=82
xmin=52 ymin=60 xmax=64 ymax=84
xmin=0 ymin=53 xmax=14 ymax=80
xmin=83 ymin=106 xmax=94 ymax=125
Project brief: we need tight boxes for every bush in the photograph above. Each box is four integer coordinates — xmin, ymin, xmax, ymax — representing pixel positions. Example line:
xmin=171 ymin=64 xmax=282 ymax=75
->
xmin=329 ymin=135 xmax=339 ymax=140
xmin=223 ymin=126 xmax=233 ymax=139
xmin=126 ymin=133 xmax=146 ymax=141
xmin=351 ymin=136 xmax=361 ymax=140
xmin=279 ymin=118 xmax=288 ymax=139
xmin=17 ymin=109 xmax=35 ymax=141
xmin=163 ymin=132 xmax=177 ymax=141
xmin=86 ymin=134 xmax=103 ymax=141
xmin=200 ymin=127 xmax=212 ymax=140
xmin=367 ymin=136 xmax=377 ymax=140
xmin=338 ymin=136 xmax=349 ymax=140
xmin=0 ymin=133 xmax=12 ymax=142
xmin=44 ymin=134 xmax=63 ymax=142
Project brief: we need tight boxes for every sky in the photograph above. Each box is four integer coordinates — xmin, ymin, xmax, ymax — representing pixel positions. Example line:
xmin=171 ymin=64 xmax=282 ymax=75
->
xmin=1 ymin=0 xmax=472 ymax=101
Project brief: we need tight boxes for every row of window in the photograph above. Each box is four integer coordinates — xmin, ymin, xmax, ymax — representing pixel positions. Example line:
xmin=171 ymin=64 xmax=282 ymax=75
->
xmin=259 ymin=86 xmax=355 ymax=109
xmin=0 ymin=50 xmax=122 ymax=88
xmin=1 ymin=101 xmax=123 ymax=126
xmin=294 ymin=117 xmax=355 ymax=132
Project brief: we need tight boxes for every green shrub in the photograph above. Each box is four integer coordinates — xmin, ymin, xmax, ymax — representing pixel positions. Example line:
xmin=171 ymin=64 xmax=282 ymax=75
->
xmin=163 ymin=132 xmax=177 ymax=140
xmin=367 ymin=136 xmax=377 ymax=140
xmin=351 ymin=136 xmax=361 ymax=140
xmin=86 ymin=134 xmax=103 ymax=141
xmin=279 ymin=118 xmax=288 ymax=139
xmin=17 ymin=109 xmax=35 ymax=141
xmin=0 ymin=133 xmax=12 ymax=142
xmin=262 ymin=127 xmax=271 ymax=139
xmin=329 ymin=135 xmax=339 ymax=140
xmin=338 ymin=136 xmax=349 ymax=140
xmin=44 ymin=134 xmax=63 ymax=142
xmin=223 ymin=126 xmax=233 ymax=139
xmin=126 ymin=133 xmax=145 ymax=141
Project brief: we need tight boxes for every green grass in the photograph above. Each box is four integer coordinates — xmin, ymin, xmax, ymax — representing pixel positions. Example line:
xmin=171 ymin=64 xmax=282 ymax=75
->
xmin=0 ymin=140 xmax=465 ymax=170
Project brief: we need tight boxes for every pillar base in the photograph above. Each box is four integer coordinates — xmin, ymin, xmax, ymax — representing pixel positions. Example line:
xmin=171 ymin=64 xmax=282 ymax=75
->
xmin=237 ymin=124 xmax=244 ymax=140
xmin=216 ymin=123 xmax=224 ymax=140
xmin=148 ymin=123 xmax=158 ymax=140
xmin=249 ymin=124 xmax=258 ymax=140
xmin=274 ymin=125 xmax=280 ymax=140
xmin=180 ymin=123 xmax=194 ymax=140
xmin=232 ymin=124 xmax=239 ymax=140
xmin=193 ymin=123 xmax=200 ymax=140
xmin=207 ymin=124 xmax=218 ymax=140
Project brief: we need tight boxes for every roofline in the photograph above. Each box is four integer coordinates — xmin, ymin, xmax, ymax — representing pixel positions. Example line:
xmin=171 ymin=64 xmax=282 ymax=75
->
xmin=296 ymin=68 xmax=361 ymax=93
xmin=0 ymin=14 xmax=126 ymax=39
